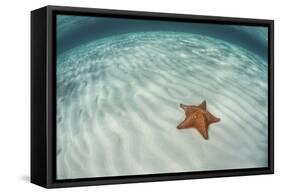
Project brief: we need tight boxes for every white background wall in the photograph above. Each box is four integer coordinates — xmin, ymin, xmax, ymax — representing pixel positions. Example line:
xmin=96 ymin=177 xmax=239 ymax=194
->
xmin=0 ymin=0 xmax=278 ymax=193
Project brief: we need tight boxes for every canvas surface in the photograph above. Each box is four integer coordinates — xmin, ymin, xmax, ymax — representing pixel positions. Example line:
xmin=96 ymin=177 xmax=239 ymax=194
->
xmin=56 ymin=15 xmax=268 ymax=180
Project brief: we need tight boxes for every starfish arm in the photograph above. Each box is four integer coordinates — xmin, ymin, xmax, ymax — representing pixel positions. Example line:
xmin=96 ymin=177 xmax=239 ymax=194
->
xmin=179 ymin=104 xmax=188 ymax=109
xmin=177 ymin=116 xmax=194 ymax=129
xmin=179 ymin=104 xmax=198 ymax=116
xmin=194 ymin=113 xmax=209 ymax=139
xmin=180 ymin=104 xmax=196 ymax=110
xmin=206 ymin=111 xmax=220 ymax=124
xmin=198 ymin=100 xmax=207 ymax=110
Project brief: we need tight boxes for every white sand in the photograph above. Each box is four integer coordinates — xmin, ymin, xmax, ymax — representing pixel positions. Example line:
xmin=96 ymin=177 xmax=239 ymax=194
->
xmin=56 ymin=32 xmax=268 ymax=179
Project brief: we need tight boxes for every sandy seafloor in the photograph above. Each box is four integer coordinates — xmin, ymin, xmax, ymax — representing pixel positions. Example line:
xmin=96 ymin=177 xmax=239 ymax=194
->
xmin=56 ymin=31 xmax=268 ymax=179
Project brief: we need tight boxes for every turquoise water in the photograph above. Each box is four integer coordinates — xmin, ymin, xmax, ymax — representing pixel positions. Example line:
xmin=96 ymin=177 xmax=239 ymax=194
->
xmin=56 ymin=15 xmax=268 ymax=179
xmin=57 ymin=15 xmax=268 ymax=59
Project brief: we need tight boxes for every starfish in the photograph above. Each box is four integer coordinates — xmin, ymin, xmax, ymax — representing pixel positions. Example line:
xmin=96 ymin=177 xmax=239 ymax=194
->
xmin=177 ymin=100 xmax=220 ymax=140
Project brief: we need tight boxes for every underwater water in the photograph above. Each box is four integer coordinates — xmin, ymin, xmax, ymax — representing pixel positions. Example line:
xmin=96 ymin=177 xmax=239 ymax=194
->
xmin=56 ymin=16 xmax=268 ymax=179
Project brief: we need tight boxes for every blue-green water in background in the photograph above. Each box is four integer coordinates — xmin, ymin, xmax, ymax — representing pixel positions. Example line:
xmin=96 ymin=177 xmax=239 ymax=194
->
xmin=57 ymin=15 xmax=268 ymax=60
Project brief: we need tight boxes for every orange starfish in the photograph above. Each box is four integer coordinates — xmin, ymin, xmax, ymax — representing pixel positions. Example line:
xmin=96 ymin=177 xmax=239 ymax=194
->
xmin=177 ymin=100 xmax=220 ymax=140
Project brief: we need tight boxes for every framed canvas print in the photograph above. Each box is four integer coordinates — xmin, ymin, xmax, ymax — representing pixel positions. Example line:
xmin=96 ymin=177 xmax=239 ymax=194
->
xmin=31 ymin=5 xmax=274 ymax=188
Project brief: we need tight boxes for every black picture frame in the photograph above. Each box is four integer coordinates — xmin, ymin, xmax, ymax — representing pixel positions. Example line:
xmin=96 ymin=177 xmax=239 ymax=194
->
xmin=31 ymin=5 xmax=274 ymax=188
